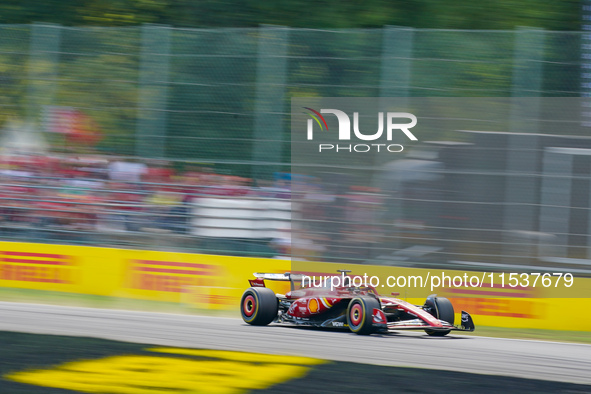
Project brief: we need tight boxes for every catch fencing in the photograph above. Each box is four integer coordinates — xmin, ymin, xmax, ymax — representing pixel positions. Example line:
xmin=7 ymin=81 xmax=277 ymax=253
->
xmin=0 ymin=25 xmax=590 ymax=274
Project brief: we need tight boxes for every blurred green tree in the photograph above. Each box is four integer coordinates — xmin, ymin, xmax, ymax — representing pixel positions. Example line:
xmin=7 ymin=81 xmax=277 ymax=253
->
xmin=0 ymin=0 xmax=581 ymax=30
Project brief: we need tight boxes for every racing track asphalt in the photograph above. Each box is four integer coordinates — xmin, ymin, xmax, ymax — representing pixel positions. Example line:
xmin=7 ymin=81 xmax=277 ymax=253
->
xmin=0 ymin=301 xmax=589 ymax=386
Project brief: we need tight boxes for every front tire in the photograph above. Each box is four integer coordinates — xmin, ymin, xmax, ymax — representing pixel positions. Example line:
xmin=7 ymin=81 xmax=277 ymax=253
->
xmin=240 ymin=287 xmax=278 ymax=325
xmin=424 ymin=295 xmax=454 ymax=336
xmin=346 ymin=296 xmax=380 ymax=335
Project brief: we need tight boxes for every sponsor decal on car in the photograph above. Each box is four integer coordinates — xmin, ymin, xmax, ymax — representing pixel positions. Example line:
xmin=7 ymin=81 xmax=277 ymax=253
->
xmin=308 ymin=298 xmax=319 ymax=313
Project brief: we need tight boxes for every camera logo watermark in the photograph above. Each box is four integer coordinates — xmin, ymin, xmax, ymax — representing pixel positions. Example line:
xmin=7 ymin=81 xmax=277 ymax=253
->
xmin=303 ymin=107 xmax=418 ymax=153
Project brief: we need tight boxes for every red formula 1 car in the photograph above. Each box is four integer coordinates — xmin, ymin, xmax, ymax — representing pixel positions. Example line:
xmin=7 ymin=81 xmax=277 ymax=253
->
xmin=240 ymin=271 xmax=475 ymax=335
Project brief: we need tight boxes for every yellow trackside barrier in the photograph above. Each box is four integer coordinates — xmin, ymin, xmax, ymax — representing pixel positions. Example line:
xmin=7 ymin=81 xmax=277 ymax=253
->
xmin=0 ymin=241 xmax=290 ymax=310
xmin=0 ymin=241 xmax=589 ymax=331
xmin=182 ymin=286 xmax=235 ymax=310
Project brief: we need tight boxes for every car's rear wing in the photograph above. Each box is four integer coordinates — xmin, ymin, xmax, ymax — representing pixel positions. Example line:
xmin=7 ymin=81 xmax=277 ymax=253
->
xmin=249 ymin=272 xmax=304 ymax=290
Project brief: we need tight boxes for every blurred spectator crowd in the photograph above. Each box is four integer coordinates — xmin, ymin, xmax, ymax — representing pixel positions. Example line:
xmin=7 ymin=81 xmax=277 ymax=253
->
xmin=0 ymin=153 xmax=386 ymax=261
xmin=0 ymin=154 xmax=264 ymax=237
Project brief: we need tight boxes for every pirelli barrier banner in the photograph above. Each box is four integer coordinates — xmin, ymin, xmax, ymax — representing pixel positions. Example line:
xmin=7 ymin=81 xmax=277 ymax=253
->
xmin=0 ymin=241 xmax=290 ymax=310
xmin=0 ymin=241 xmax=589 ymax=331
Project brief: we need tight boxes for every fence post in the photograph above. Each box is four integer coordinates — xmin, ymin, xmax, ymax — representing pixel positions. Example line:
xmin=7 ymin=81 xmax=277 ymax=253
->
xmin=135 ymin=24 xmax=171 ymax=159
xmin=539 ymin=149 xmax=573 ymax=258
xmin=379 ymin=26 xmax=414 ymax=99
xmin=510 ymin=27 xmax=545 ymax=124
xmin=26 ymin=23 xmax=61 ymax=123
xmin=502 ymin=27 xmax=545 ymax=263
xmin=251 ymin=25 xmax=289 ymax=182
xmin=378 ymin=26 xmax=414 ymax=253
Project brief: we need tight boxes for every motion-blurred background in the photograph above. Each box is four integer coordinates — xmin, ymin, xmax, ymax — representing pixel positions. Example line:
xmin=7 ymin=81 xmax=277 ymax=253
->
xmin=2 ymin=3 xmax=591 ymax=393
xmin=0 ymin=1 xmax=589 ymax=273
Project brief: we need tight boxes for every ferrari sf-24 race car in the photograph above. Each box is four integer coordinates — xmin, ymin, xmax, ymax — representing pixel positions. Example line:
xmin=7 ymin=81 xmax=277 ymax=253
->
xmin=240 ymin=270 xmax=475 ymax=335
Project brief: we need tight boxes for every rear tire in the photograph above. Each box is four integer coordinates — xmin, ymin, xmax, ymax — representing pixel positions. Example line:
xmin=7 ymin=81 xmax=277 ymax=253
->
xmin=346 ymin=296 xmax=380 ymax=335
xmin=424 ymin=296 xmax=454 ymax=337
xmin=240 ymin=287 xmax=278 ymax=326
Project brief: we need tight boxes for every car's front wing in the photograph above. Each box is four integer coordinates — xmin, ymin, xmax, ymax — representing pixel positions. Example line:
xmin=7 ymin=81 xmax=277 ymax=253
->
xmin=386 ymin=310 xmax=475 ymax=332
